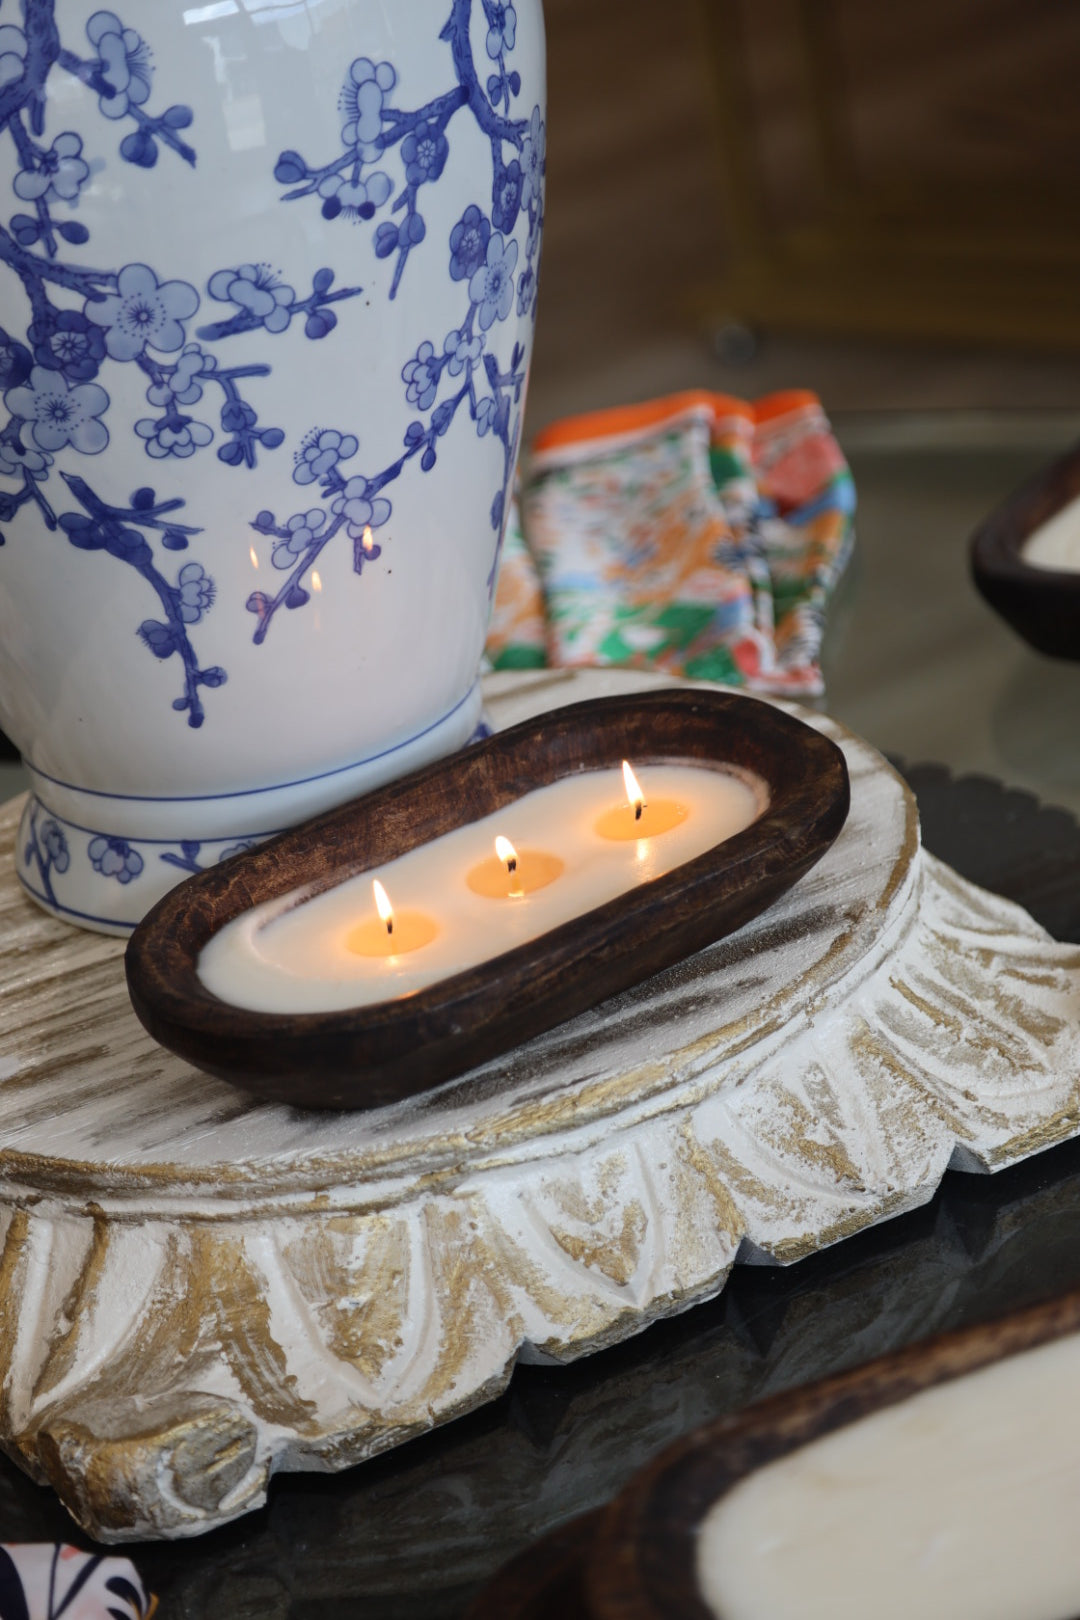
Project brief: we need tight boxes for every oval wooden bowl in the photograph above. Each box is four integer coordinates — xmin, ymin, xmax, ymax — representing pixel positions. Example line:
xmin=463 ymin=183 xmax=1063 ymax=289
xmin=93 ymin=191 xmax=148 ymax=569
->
xmin=971 ymin=438 xmax=1080 ymax=659
xmin=469 ymin=1290 xmax=1080 ymax=1620
xmin=126 ymin=689 xmax=849 ymax=1111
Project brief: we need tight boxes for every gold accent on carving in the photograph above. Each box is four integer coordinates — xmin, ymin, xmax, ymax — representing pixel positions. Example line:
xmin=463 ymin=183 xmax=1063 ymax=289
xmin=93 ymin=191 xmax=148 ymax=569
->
xmin=2 ymin=677 xmax=1080 ymax=1541
xmin=0 ymin=1208 xmax=30 ymax=1433
xmin=35 ymin=1392 xmax=262 ymax=1534
xmin=549 ymin=1202 xmax=648 ymax=1288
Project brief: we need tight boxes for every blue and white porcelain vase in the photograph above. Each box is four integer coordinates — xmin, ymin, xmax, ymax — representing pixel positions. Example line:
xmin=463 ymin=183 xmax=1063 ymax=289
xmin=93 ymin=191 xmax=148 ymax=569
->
xmin=0 ymin=0 xmax=545 ymax=932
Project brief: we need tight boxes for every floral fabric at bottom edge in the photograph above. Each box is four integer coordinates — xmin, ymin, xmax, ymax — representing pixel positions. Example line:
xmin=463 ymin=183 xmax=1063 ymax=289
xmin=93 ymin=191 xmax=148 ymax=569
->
xmin=0 ymin=1546 xmax=154 ymax=1620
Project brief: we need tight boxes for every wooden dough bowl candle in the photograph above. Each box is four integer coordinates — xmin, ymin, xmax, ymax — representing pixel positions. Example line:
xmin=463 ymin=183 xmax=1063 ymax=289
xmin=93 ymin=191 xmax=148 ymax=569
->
xmin=971 ymin=435 xmax=1080 ymax=659
xmin=126 ymin=690 xmax=849 ymax=1110
xmin=469 ymin=1289 xmax=1080 ymax=1620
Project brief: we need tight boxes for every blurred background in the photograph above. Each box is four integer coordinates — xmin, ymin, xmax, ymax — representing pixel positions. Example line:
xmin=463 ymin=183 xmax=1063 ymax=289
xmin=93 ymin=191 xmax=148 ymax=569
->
xmin=529 ymin=0 xmax=1080 ymax=427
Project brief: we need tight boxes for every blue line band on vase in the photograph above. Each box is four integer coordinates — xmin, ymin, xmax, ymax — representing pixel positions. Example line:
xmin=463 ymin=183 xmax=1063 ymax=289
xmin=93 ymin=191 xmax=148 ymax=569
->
xmin=25 ymin=797 xmax=282 ymax=845
xmin=18 ymin=873 xmax=137 ymax=932
xmin=23 ymin=684 xmax=477 ymax=806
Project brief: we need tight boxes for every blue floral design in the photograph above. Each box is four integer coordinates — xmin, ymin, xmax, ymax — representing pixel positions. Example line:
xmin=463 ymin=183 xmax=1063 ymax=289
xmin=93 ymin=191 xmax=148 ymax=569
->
xmin=197 ymin=264 xmax=359 ymax=344
xmin=485 ymin=3 xmax=517 ymax=59
xmin=449 ymin=205 xmax=491 ymax=282
xmin=134 ymin=414 xmax=213 ymax=459
xmin=41 ymin=818 xmax=69 ymax=871
xmin=248 ymin=0 xmax=544 ymax=644
xmin=56 ymin=473 xmax=224 ymax=725
xmin=475 ymin=395 xmax=497 ymax=437
xmin=319 ymin=169 xmax=391 ymax=221
xmin=29 ymin=311 xmax=107 ymax=383
xmin=273 ymin=0 xmax=542 ymax=296
xmin=444 ymin=327 xmax=483 ymax=376
xmin=470 ymin=233 xmax=517 ymax=330
xmin=332 ymin=476 xmax=391 ymax=537
xmin=0 ymin=338 xmax=31 ymax=392
xmin=491 ymin=158 xmax=522 ymax=234
xmin=0 ymin=0 xmax=542 ymax=717
xmin=0 ymin=25 xmax=25 ymax=92
xmin=339 ymin=57 xmax=396 ymax=153
xmin=159 ymin=835 xmax=258 ymax=875
xmin=145 ymin=344 xmax=208 ymax=406
xmin=5 ymin=367 xmax=109 ymax=454
xmin=402 ymin=123 xmax=450 ymax=187
xmin=273 ymin=509 xmax=326 ymax=570
xmin=87 ymin=11 xmax=151 ymax=121
xmin=207 ymin=264 xmax=294 ymax=335
xmin=403 ymin=341 xmax=440 ymax=410
xmin=293 ymin=427 xmax=358 ymax=485
xmin=23 ymin=808 xmax=70 ymax=907
xmin=85 ymin=263 xmax=198 ymax=361
xmin=14 ymin=133 xmax=90 ymax=206
xmin=0 ymin=441 xmax=50 ymax=479
xmin=176 ymin=559 xmax=214 ymax=621
xmin=88 ymin=833 xmax=144 ymax=883
xmin=521 ymin=105 xmax=545 ymax=207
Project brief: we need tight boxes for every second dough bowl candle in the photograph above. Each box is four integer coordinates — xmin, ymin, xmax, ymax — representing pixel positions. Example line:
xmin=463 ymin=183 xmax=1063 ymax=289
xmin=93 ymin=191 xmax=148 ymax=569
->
xmin=126 ymin=690 xmax=850 ymax=1109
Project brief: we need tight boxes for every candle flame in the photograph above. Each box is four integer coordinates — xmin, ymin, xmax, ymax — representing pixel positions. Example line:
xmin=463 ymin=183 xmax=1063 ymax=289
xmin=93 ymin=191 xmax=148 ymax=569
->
xmin=249 ymin=546 xmax=259 ymax=570
xmin=622 ymin=759 xmax=646 ymax=821
xmin=372 ymin=878 xmax=394 ymax=935
xmin=362 ymin=525 xmax=375 ymax=554
xmin=311 ymin=570 xmax=323 ymax=593
xmin=494 ymin=834 xmax=518 ymax=874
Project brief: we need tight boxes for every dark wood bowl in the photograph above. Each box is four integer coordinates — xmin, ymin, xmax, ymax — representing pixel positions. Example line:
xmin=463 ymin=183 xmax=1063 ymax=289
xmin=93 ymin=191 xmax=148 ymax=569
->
xmin=468 ymin=1290 xmax=1080 ymax=1619
xmin=125 ymin=689 xmax=849 ymax=1111
xmin=971 ymin=438 xmax=1080 ymax=659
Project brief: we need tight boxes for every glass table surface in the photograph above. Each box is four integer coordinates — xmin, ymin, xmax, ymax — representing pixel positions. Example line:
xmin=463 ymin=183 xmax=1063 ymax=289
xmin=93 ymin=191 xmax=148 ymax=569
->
xmin=4 ymin=409 xmax=1080 ymax=1616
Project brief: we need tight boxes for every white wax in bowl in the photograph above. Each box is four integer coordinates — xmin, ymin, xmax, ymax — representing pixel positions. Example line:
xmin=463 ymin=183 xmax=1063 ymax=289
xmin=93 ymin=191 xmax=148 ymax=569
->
xmin=198 ymin=763 xmax=766 ymax=1013
xmin=697 ymin=1332 xmax=1080 ymax=1620
xmin=1020 ymin=493 xmax=1080 ymax=571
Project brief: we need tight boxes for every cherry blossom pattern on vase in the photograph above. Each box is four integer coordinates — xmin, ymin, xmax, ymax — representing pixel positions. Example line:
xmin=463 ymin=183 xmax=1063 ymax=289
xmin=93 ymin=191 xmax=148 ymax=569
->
xmin=20 ymin=808 xmax=262 ymax=915
xmin=0 ymin=3 xmax=364 ymax=726
xmin=249 ymin=0 xmax=544 ymax=644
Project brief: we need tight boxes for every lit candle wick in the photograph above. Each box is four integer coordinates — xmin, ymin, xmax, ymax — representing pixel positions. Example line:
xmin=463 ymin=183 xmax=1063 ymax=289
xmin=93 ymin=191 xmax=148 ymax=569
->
xmin=494 ymin=834 xmax=518 ymax=874
xmin=623 ymin=759 xmax=646 ymax=821
xmin=466 ymin=838 xmax=564 ymax=898
xmin=347 ymin=881 xmax=438 ymax=957
xmin=373 ymin=878 xmax=394 ymax=936
xmin=596 ymin=762 xmax=689 ymax=842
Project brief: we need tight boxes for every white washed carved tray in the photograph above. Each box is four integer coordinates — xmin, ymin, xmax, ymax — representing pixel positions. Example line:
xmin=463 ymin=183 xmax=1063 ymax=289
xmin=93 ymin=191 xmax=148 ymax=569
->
xmin=2 ymin=668 xmax=1080 ymax=1543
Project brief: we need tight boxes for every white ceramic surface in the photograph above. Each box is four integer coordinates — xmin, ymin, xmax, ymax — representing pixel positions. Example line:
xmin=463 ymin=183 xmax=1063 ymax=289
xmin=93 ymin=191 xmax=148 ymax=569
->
xmin=0 ymin=0 xmax=545 ymax=931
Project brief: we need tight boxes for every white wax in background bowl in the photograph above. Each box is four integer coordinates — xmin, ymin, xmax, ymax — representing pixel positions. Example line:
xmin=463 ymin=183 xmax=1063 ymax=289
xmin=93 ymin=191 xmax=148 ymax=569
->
xmin=1020 ymin=492 xmax=1080 ymax=571
xmin=697 ymin=1332 xmax=1080 ymax=1620
xmin=197 ymin=763 xmax=766 ymax=1013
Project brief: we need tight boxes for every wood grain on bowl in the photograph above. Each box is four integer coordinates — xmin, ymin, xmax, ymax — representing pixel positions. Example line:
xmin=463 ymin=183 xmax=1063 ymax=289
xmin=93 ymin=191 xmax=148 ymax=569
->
xmin=125 ymin=689 xmax=850 ymax=1110
xmin=971 ymin=437 xmax=1080 ymax=659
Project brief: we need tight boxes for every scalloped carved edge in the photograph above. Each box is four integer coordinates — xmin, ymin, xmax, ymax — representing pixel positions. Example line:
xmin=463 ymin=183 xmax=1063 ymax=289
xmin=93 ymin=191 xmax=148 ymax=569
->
xmin=5 ymin=845 xmax=1080 ymax=1539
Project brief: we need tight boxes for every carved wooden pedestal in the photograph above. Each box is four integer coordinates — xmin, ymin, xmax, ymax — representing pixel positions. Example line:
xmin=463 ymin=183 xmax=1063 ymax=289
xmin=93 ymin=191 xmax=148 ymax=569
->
xmin=2 ymin=670 xmax=1079 ymax=1542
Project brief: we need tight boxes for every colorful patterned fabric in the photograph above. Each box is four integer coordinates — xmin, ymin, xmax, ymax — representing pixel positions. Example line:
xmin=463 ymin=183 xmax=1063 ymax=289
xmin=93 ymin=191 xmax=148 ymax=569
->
xmin=485 ymin=389 xmax=854 ymax=696
xmin=0 ymin=1546 xmax=154 ymax=1620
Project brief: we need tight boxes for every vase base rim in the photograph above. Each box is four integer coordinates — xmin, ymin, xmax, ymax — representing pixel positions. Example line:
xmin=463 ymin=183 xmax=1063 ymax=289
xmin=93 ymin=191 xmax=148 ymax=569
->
xmin=15 ymin=685 xmax=485 ymax=933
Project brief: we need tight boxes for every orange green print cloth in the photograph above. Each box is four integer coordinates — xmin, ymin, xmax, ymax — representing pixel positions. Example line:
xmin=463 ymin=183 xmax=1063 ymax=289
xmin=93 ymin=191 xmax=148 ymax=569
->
xmin=485 ymin=389 xmax=854 ymax=696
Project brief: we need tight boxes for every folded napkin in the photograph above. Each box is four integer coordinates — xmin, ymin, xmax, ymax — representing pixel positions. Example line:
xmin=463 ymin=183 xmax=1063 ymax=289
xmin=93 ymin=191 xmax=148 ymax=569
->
xmin=486 ymin=388 xmax=854 ymax=696
xmin=0 ymin=1546 xmax=154 ymax=1620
